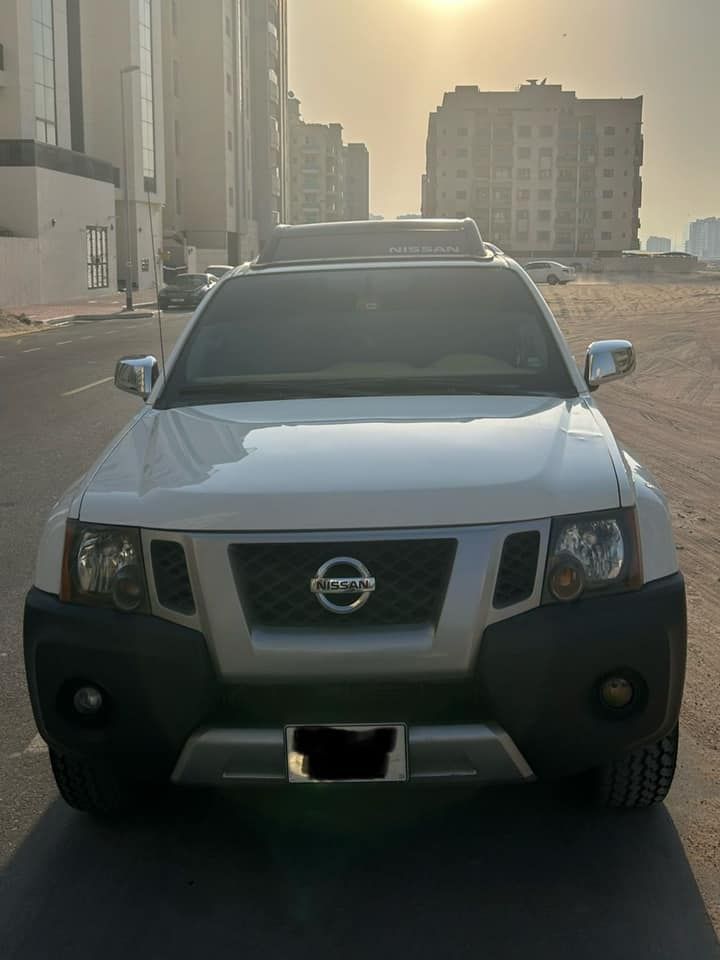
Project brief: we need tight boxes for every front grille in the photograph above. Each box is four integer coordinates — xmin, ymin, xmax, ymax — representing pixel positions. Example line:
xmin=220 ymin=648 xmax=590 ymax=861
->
xmin=493 ymin=531 xmax=540 ymax=608
xmin=151 ymin=540 xmax=195 ymax=615
xmin=231 ymin=539 xmax=457 ymax=628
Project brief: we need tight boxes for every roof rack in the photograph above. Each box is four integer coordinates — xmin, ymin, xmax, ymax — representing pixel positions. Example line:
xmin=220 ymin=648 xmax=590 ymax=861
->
xmin=254 ymin=218 xmax=492 ymax=267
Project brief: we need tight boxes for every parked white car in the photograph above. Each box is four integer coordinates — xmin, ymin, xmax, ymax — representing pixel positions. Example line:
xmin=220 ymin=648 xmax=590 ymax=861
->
xmin=524 ymin=260 xmax=577 ymax=285
xmin=25 ymin=219 xmax=685 ymax=817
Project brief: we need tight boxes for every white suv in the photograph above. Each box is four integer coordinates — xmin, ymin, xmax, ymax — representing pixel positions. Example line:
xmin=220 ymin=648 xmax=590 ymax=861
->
xmin=24 ymin=220 xmax=685 ymax=816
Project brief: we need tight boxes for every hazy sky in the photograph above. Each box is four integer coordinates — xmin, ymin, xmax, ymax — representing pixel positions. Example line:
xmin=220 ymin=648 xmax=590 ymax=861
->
xmin=288 ymin=0 xmax=718 ymax=244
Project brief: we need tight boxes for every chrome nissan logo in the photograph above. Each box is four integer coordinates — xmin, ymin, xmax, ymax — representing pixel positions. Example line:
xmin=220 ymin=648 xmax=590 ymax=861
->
xmin=310 ymin=557 xmax=376 ymax=614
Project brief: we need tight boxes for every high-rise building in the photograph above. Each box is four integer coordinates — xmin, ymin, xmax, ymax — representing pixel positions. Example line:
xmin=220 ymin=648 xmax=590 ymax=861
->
xmin=249 ymin=0 xmax=288 ymax=249
xmin=687 ymin=217 xmax=720 ymax=260
xmin=161 ymin=0 xmax=258 ymax=269
xmin=645 ymin=235 xmax=672 ymax=253
xmin=423 ymin=82 xmax=644 ymax=257
xmin=344 ymin=142 xmax=370 ymax=221
xmin=0 ymin=0 xmax=119 ymax=304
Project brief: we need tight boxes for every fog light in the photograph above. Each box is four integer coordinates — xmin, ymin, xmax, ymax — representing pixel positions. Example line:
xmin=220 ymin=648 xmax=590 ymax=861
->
xmin=73 ymin=685 xmax=104 ymax=716
xmin=600 ymin=676 xmax=634 ymax=709
xmin=548 ymin=556 xmax=584 ymax=602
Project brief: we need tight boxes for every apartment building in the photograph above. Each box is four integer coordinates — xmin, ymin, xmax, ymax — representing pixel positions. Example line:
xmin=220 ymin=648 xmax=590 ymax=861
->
xmin=0 ymin=0 xmax=117 ymax=304
xmin=344 ymin=142 xmax=370 ymax=221
xmin=161 ymin=0 xmax=258 ymax=270
xmin=423 ymin=82 xmax=643 ymax=257
xmin=646 ymin=235 xmax=672 ymax=253
xmin=687 ymin=217 xmax=720 ymax=260
xmin=249 ymin=0 xmax=288 ymax=249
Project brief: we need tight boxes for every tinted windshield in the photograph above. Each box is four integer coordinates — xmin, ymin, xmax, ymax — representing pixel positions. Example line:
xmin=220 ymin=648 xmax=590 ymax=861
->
xmin=160 ymin=266 xmax=577 ymax=406
xmin=172 ymin=275 xmax=207 ymax=287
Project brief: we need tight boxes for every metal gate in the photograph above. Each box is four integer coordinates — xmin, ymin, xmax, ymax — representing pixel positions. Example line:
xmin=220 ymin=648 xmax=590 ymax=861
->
xmin=87 ymin=226 xmax=109 ymax=289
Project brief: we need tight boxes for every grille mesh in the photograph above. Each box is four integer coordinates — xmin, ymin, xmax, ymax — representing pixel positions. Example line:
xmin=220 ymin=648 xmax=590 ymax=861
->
xmin=493 ymin=531 xmax=540 ymax=608
xmin=232 ymin=540 xmax=456 ymax=628
xmin=151 ymin=540 xmax=195 ymax=615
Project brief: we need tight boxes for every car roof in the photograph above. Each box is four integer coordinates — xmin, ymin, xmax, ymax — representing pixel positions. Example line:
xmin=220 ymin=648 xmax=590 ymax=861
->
xmin=253 ymin=218 xmax=492 ymax=270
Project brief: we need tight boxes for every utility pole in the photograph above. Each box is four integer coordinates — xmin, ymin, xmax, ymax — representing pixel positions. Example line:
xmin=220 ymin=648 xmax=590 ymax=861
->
xmin=120 ymin=65 xmax=140 ymax=311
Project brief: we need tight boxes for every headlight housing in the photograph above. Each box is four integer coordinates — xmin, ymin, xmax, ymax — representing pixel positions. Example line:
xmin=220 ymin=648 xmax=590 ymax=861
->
xmin=543 ymin=509 xmax=642 ymax=604
xmin=60 ymin=522 xmax=149 ymax=613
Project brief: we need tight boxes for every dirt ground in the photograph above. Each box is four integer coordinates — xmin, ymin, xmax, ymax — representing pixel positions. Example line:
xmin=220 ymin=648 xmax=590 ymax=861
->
xmin=546 ymin=278 xmax=720 ymax=927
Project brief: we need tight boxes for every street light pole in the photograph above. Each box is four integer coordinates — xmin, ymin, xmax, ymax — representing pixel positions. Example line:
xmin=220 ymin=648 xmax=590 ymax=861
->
xmin=120 ymin=65 xmax=140 ymax=312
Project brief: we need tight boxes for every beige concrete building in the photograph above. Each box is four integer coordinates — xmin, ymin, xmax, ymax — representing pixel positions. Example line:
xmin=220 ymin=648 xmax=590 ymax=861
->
xmin=423 ymin=82 xmax=643 ymax=257
xmin=0 ymin=0 xmax=117 ymax=304
xmin=161 ymin=0 xmax=258 ymax=270
xmin=344 ymin=142 xmax=370 ymax=221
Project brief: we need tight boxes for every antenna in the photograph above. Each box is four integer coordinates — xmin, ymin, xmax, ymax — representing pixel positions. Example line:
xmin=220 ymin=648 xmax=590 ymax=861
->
xmin=145 ymin=190 xmax=167 ymax=381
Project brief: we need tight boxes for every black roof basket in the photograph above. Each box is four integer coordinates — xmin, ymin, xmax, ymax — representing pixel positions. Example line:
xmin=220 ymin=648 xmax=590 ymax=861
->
xmin=254 ymin=218 xmax=491 ymax=268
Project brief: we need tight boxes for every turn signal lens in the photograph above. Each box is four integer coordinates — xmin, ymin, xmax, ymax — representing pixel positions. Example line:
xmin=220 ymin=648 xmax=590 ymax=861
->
xmin=548 ymin=556 xmax=585 ymax=602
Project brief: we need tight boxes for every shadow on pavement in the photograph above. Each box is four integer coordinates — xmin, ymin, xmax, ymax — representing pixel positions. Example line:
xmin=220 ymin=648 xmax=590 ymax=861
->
xmin=1 ymin=782 xmax=718 ymax=959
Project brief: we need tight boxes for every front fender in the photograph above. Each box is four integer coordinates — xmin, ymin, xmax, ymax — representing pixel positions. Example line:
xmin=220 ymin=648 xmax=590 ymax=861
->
xmin=621 ymin=447 xmax=679 ymax=583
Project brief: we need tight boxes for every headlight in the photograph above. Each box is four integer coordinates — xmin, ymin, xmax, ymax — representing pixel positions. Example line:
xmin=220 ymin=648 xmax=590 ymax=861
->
xmin=544 ymin=509 xmax=642 ymax=604
xmin=60 ymin=522 xmax=148 ymax=612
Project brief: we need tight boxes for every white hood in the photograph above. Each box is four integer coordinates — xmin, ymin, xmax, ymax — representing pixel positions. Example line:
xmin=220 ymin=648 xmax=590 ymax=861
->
xmin=79 ymin=395 xmax=621 ymax=531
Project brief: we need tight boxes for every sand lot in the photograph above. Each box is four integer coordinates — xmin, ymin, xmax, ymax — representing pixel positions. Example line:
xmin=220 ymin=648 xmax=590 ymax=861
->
xmin=545 ymin=278 xmax=720 ymax=927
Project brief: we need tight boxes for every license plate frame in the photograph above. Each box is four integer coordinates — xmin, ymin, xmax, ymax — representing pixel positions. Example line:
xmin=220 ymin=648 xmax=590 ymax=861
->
xmin=286 ymin=723 xmax=408 ymax=784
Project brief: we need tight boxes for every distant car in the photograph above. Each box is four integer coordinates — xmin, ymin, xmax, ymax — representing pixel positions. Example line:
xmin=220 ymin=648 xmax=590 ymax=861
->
xmin=206 ymin=264 xmax=234 ymax=279
xmin=524 ymin=261 xmax=577 ymax=285
xmin=157 ymin=273 xmax=217 ymax=310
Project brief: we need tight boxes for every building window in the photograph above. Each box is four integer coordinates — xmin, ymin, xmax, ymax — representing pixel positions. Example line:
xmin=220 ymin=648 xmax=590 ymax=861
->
xmin=225 ymin=14 xmax=231 ymax=36
xmin=538 ymin=189 xmax=552 ymax=201
xmin=538 ymin=209 xmax=551 ymax=222
xmin=86 ymin=226 xmax=109 ymax=289
xmin=493 ymin=167 xmax=512 ymax=180
xmin=537 ymin=231 xmax=551 ymax=241
xmin=517 ymin=209 xmax=529 ymax=220
xmin=228 ymin=185 xmax=234 ymax=207
xmin=456 ymin=147 xmax=468 ymax=158
xmin=174 ymin=117 xmax=180 ymax=154
xmin=456 ymin=190 xmax=467 ymax=200
xmin=516 ymin=189 xmax=530 ymax=201
xmin=268 ymin=68 xmax=279 ymax=102
xmin=139 ymin=0 xmax=156 ymax=187
xmin=456 ymin=169 xmax=469 ymax=179
xmin=171 ymin=0 xmax=177 ymax=34
xmin=603 ymin=169 xmax=614 ymax=178
xmin=517 ymin=125 xmax=531 ymax=137
xmin=601 ymin=211 xmax=612 ymax=219
xmin=517 ymin=168 xmax=530 ymax=180
xmin=539 ymin=169 xmax=553 ymax=180
xmin=601 ymin=231 xmax=612 ymax=240
xmin=602 ymin=189 xmax=614 ymax=199
xmin=226 ymin=72 xmax=232 ymax=94
xmin=539 ymin=147 xmax=553 ymax=158
xmin=32 ymin=0 xmax=57 ymax=144
xmin=518 ymin=147 xmax=531 ymax=159
xmin=457 ymin=127 xmax=469 ymax=136
xmin=539 ymin=125 xmax=553 ymax=138
xmin=604 ymin=147 xmax=615 ymax=157
xmin=227 ymin=129 xmax=233 ymax=151
xmin=175 ymin=177 xmax=182 ymax=214
xmin=604 ymin=126 xmax=616 ymax=135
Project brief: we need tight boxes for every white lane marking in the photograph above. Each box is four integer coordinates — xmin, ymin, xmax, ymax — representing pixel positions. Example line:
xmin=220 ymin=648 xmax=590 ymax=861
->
xmin=8 ymin=733 xmax=48 ymax=759
xmin=79 ymin=335 xmax=94 ymax=340
xmin=22 ymin=347 xmax=42 ymax=353
xmin=61 ymin=376 xmax=113 ymax=397
xmin=0 ymin=356 xmax=5 ymax=360
xmin=56 ymin=340 xmax=73 ymax=345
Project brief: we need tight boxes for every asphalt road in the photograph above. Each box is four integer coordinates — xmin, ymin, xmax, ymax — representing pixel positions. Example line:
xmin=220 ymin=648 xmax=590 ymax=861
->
xmin=0 ymin=312 xmax=718 ymax=959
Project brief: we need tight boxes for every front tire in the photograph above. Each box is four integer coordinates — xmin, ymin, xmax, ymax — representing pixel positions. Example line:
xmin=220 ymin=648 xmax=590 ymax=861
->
xmin=49 ymin=748 xmax=160 ymax=818
xmin=593 ymin=725 xmax=679 ymax=809
xmin=547 ymin=274 xmax=559 ymax=285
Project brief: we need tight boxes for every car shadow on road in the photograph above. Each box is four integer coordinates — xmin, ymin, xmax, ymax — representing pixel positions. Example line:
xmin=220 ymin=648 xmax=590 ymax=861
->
xmin=1 ymin=782 xmax=718 ymax=960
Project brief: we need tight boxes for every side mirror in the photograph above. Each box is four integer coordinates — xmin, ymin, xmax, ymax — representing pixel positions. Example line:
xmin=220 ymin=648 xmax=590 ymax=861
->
xmin=115 ymin=355 xmax=159 ymax=400
xmin=584 ymin=340 xmax=635 ymax=391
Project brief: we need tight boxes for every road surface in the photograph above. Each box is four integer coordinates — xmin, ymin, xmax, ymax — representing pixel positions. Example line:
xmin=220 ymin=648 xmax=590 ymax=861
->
xmin=0 ymin=300 xmax=718 ymax=958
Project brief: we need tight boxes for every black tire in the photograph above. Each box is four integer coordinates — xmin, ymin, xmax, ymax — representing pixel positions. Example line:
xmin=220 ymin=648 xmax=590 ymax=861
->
xmin=49 ymin=748 xmax=156 ymax=817
xmin=547 ymin=274 xmax=559 ymax=285
xmin=594 ymin=725 xmax=679 ymax=809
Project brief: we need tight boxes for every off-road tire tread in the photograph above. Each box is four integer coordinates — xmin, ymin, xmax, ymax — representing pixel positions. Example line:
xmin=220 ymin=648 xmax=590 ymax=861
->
xmin=50 ymin=749 xmax=136 ymax=816
xmin=596 ymin=725 xmax=679 ymax=809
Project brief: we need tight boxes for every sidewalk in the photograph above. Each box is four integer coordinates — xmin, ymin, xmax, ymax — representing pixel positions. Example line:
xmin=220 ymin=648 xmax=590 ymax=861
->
xmin=5 ymin=289 xmax=156 ymax=324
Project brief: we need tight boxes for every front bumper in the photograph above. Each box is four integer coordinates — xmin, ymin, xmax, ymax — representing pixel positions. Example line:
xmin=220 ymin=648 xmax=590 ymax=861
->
xmin=24 ymin=574 xmax=686 ymax=784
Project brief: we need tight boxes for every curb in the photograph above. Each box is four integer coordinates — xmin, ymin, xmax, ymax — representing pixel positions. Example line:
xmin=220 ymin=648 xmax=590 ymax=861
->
xmin=46 ymin=303 xmax=157 ymax=325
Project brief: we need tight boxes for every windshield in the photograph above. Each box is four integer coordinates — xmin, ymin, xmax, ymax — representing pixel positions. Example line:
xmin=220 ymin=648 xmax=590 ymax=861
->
xmin=171 ymin=275 xmax=207 ymax=288
xmin=160 ymin=266 xmax=576 ymax=406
